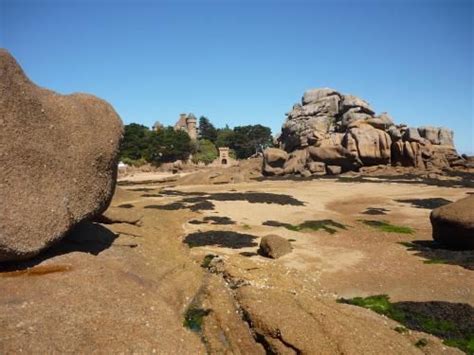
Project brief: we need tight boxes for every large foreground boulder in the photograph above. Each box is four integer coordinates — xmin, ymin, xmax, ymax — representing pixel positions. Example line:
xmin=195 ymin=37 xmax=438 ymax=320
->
xmin=430 ymin=196 xmax=474 ymax=249
xmin=0 ymin=49 xmax=123 ymax=262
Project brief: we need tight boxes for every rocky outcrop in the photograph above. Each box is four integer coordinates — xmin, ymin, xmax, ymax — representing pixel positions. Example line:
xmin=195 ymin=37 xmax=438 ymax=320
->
xmin=265 ymin=88 xmax=463 ymax=176
xmin=430 ymin=196 xmax=474 ymax=250
xmin=0 ymin=49 xmax=123 ymax=262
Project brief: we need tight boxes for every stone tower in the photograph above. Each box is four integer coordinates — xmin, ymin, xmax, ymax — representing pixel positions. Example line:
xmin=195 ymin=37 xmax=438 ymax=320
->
xmin=174 ymin=113 xmax=198 ymax=140
xmin=186 ymin=114 xmax=197 ymax=140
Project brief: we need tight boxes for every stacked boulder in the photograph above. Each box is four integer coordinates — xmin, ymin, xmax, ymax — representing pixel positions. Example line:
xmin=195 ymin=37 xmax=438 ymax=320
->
xmin=264 ymin=88 xmax=462 ymax=176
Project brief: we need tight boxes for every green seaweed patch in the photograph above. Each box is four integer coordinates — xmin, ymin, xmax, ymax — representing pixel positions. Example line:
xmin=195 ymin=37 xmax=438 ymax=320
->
xmin=241 ymin=224 xmax=251 ymax=230
xmin=337 ymin=295 xmax=405 ymax=321
xmin=338 ymin=295 xmax=474 ymax=354
xmin=444 ymin=338 xmax=474 ymax=354
xmin=263 ymin=219 xmax=346 ymax=235
xmin=394 ymin=326 xmax=409 ymax=334
xmin=360 ymin=220 xmax=414 ymax=234
xmin=201 ymin=254 xmax=216 ymax=268
xmin=415 ymin=338 xmax=429 ymax=348
xmin=183 ymin=306 xmax=211 ymax=332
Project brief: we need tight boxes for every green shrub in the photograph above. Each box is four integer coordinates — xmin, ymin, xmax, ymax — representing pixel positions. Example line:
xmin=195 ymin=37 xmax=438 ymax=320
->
xmin=119 ymin=123 xmax=151 ymax=160
xmin=121 ymin=157 xmax=147 ymax=167
xmin=146 ymin=127 xmax=193 ymax=164
xmin=192 ymin=139 xmax=218 ymax=164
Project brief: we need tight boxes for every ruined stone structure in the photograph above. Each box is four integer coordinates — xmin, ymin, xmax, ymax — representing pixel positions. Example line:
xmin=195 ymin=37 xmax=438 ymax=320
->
xmin=211 ymin=147 xmax=237 ymax=167
xmin=174 ymin=113 xmax=197 ymax=140
xmin=218 ymin=147 xmax=230 ymax=165
xmin=263 ymin=88 xmax=466 ymax=176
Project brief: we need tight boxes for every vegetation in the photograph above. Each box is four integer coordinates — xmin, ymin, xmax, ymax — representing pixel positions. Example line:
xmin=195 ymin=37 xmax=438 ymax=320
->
xmin=147 ymin=127 xmax=193 ymax=163
xmin=198 ymin=116 xmax=217 ymax=143
xmin=192 ymin=139 xmax=218 ymax=164
xmin=201 ymin=254 xmax=216 ymax=268
xmin=360 ymin=220 xmax=414 ymax=234
xmin=415 ymin=338 xmax=429 ymax=348
xmin=120 ymin=124 xmax=193 ymax=165
xmin=119 ymin=123 xmax=151 ymax=161
xmin=231 ymin=124 xmax=273 ymax=159
xmin=394 ymin=326 xmax=408 ymax=333
xmin=338 ymin=295 xmax=474 ymax=354
xmin=215 ymin=125 xmax=234 ymax=148
xmin=264 ymin=219 xmax=347 ymax=234
xmin=119 ymin=117 xmax=272 ymax=165
xmin=183 ymin=306 xmax=211 ymax=332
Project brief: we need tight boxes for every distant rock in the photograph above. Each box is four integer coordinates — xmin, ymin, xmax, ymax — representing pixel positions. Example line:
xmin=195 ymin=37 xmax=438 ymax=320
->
xmin=430 ymin=196 xmax=474 ymax=250
xmin=263 ymin=87 xmax=463 ymax=176
xmin=258 ymin=235 xmax=292 ymax=259
xmin=326 ymin=165 xmax=342 ymax=175
xmin=0 ymin=49 xmax=123 ymax=262
xmin=302 ymin=88 xmax=340 ymax=106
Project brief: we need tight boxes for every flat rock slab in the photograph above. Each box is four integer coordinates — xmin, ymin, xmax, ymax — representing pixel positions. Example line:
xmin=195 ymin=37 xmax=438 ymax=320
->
xmin=0 ymin=49 xmax=123 ymax=262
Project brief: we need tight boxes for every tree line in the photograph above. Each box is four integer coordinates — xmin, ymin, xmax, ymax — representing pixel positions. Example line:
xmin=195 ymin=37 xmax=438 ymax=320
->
xmin=119 ymin=116 xmax=273 ymax=166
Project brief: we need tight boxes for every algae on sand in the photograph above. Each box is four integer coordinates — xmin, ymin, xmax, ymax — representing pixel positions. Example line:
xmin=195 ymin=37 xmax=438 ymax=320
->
xmin=360 ymin=220 xmax=414 ymax=234
xmin=263 ymin=219 xmax=347 ymax=234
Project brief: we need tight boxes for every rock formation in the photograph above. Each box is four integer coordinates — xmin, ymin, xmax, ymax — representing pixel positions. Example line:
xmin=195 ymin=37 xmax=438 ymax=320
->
xmin=258 ymin=234 xmax=292 ymax=259
xmin=430 ymin=195 xmax=474 ymax=250
xmin=0 ymin=49 xmax=123 ymax=262
xmin=264 ymin=88 xmax=463 ymax=176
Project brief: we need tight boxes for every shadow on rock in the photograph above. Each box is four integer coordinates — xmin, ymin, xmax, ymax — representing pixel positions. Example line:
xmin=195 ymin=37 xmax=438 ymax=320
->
xmin=400 ymin=240 xmax=474 ymax=270
xmin=183 ymin=231 xmax=258 ymax=249
xmin=0 ymin=222 xmax=118 ymax=272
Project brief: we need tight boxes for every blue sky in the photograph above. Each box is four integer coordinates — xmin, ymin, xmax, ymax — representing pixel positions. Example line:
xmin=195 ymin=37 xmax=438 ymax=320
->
xmin=1 ymin=0 xmax=473 ymax=153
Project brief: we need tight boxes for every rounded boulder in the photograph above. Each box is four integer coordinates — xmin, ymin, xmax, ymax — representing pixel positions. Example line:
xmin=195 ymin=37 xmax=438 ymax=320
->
xmin=0 ymin=49 xmax=123 ymax=262
xmin=430 ymin=196 xmax=474 ymax=250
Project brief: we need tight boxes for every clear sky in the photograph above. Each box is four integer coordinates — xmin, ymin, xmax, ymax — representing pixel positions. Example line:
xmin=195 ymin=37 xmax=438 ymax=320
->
xmin=1 ymin=0 xmax=473 ymax=153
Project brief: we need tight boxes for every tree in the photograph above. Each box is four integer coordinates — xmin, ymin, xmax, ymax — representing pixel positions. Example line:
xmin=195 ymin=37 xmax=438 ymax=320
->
xmin=119 ymin=123 xmax=151 ymax=160
xmin=215 ymin=125 xmax=235 ymax=148
xmin=192 ymin=139 xmax=218 ymax=164
xmin=198 ymin=116 xmax=217 ymax=143
xmin=146 ymin=127 xmax=193 ymax=164
xmin=231 ymin=125 xmax=272 ymax=159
